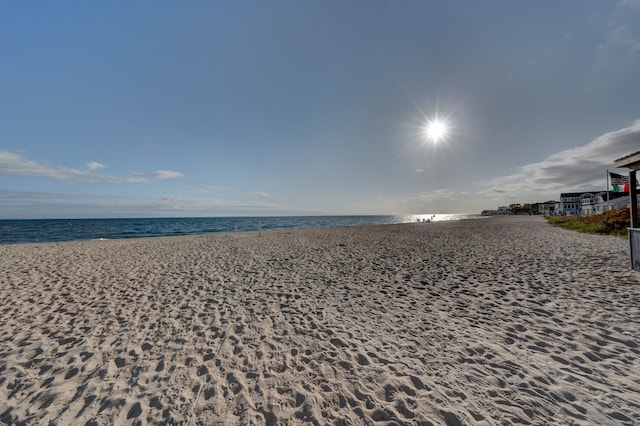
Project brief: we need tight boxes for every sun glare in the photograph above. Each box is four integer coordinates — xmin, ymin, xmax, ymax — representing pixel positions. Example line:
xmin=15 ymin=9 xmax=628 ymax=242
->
xmin=426 ymin=120 xmax=447 ymax=143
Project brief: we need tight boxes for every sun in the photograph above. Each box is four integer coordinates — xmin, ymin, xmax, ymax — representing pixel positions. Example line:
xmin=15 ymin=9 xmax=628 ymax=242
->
xmin=425 ymin=119 xmax=447 ymax=143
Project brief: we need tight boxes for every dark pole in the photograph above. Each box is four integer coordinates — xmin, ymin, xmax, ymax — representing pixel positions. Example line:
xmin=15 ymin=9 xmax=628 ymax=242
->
xmin=630 ymin=169 xmax=639 ymax=228
xmin=606 ymin=169 xmax=610 ymax=204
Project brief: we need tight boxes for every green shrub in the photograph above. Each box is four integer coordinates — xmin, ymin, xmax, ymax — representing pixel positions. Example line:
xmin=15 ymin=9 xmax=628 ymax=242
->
xmin=546 ymin=207 xmax=631 ymax=236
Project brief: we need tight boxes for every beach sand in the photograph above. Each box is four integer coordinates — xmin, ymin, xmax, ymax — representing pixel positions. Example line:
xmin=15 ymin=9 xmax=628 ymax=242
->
xmin=1 ymin=216 xmax=639 ymax=425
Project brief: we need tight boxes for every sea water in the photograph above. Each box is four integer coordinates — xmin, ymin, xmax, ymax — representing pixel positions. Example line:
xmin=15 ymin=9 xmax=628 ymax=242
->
xmin=0 ymin=214 xmax=483 ymax=244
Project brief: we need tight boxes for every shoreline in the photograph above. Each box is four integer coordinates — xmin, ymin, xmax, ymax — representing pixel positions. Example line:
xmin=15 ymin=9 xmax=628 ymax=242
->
xmin=1 ymin=216 xmax=639 ymax=424
xmin=0 ymin=214 xmax=485 ymax=245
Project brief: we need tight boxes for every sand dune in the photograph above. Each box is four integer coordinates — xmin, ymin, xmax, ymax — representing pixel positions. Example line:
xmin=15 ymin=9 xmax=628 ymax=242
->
xmin=1 ymin=216 xmax=639 ymax=425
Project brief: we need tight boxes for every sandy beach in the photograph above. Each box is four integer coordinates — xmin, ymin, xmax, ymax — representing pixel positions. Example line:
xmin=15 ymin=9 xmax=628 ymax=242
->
xmin=1 ymin=216 xmax=639 ymax=425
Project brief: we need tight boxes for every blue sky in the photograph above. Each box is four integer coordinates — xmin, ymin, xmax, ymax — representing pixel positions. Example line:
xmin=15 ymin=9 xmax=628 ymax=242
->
xmin=2 ymin=1 xmax=640 ymax=218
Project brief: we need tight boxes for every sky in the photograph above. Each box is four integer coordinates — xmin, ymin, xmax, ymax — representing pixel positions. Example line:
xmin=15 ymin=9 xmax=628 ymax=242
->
xmin=2 ymin=0 xmax=640 ymax=219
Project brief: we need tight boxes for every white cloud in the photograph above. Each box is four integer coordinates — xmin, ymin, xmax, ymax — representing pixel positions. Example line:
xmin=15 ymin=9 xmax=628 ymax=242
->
xmin=148 ymin=170 xmax=184 ymax=180
xmin=486 ymin=119 xmax=640 ymax=198
xmin=0 ymin=189 xmax=283 ymax=218
xmin=86 ymin=161 xmax=106 ymax=171
xmin=0 ymin=150 xmax=147 ymax=183
xmin=244 ymin=191 xmax=271 ymax=198
xmin=181 ymin=185 xmax=235 ymax=195
xmin=397 ymin=189 xmax=460 ymax=213
xmin=0 ymin=189 xmax=88 ymax=201
xmin=393 ymin=119 xmax=640 ymax=213
xmin=603 ymin=24 xmax=640 ymax=54
xmin=597 ymin=1 xmax=640 ymax=56
xmin=0 ymin=150 xmax=184 ymax=184
xmin=403 ymin=189 xmax=455 ymax=204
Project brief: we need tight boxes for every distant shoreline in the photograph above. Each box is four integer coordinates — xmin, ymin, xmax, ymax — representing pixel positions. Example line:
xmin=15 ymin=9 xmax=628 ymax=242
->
xmin=0 ymin=214 xmax=485 ymax=245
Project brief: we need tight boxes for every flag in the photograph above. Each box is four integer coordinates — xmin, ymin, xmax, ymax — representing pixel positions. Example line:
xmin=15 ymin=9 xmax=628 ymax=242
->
xmin=609 ymin=172 xmax=630 ymax=192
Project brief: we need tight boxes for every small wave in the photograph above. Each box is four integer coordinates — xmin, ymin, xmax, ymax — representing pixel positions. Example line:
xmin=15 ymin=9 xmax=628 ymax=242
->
xmin=0 ymin=215 xmax=485 ymax=244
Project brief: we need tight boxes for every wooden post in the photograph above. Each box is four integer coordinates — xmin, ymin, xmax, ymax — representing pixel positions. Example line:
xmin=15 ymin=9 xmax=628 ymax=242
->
xmin=630 ymin=229 xmax=640 ymax=271
xmin=613 ymin=152 xmax=640 ymax=271
xmin=606 ymin=169 xmax=610 ymax=204
xmin=630 ymin=169 xmax=639 ymax=229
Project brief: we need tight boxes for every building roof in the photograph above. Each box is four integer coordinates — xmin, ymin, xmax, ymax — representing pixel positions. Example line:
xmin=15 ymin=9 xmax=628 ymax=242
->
xmin=608 ymin=191 xmax=630 ymax=200
xmin=560 ymin=191 xmax=628 ymax=200
xmin=614 ymin=151 xmax=640 ymax=169
xmin=560 ymin=191 xmax=602 ymax=198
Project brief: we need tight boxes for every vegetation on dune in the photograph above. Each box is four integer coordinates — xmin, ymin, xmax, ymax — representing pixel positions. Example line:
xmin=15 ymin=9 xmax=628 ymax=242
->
xmin=545 ymin=207 xmax=631 ymax=237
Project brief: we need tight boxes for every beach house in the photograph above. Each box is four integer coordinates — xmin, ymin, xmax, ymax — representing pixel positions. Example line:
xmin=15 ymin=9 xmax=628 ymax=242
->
xmin=558 ymin=192 xmax=585 ymax=215
xmin=558 ymin=191 xmax=629 ymax=216
xmin=538 ymin=200 xmax=557 ymax=216
xmin=580 ymin=191 xmax=630 ymax=216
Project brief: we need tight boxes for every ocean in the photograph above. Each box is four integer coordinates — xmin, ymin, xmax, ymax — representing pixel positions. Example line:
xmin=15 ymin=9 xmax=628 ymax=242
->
xmin=0 ymin=214 xmax=483 ymax=245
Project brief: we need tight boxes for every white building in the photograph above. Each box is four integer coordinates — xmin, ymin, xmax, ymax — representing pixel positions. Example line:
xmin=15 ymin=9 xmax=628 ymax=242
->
xmin=558 ymin=191 xmax=630 ymax=216
xmin=559 ymin=192 xmax=584 ymax=215
xmin=539 ymin=200 xmax=557 ymax=216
